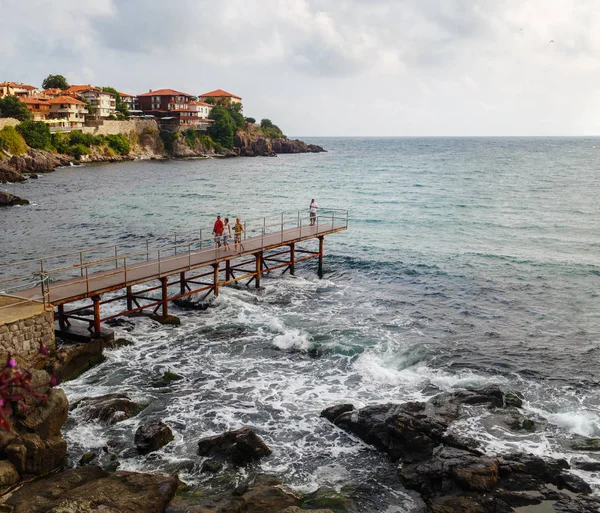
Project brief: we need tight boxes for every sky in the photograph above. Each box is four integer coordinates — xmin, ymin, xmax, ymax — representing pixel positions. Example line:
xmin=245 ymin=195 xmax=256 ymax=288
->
xmin=1 ymin=0 xmax=600 ymax=136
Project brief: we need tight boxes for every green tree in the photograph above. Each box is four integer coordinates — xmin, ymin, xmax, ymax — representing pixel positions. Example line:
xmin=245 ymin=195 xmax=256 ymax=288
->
xmin=0 ymin=96 xmax=32 ymax=121
xmin=226 ymin=102 xmax=245 ymax=130
xmin=41 ymin=74 xmax=69 ymax=90
xmin=260 ymin=119 xmax=274 ymax=129
xmin=208 ymin=105 xmax=236 ymax=149
xmin=16 ymin=120 xmax=52 ymax=150
xmin=245 ymin=117 xmax=256 ymax=124
xmin=260 ymin=118 xmax=284 ymax=139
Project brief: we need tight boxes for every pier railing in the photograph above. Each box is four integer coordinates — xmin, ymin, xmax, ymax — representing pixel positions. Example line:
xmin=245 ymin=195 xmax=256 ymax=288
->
xmin=0 ymin=208 xmax=348 ymax=303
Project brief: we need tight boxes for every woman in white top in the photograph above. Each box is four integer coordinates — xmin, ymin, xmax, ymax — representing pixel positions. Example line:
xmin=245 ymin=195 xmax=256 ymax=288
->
xmin=309 ymin=199 xmax=318 ymax=226
xmin=222 ymin=218 xmax=232 ymax=250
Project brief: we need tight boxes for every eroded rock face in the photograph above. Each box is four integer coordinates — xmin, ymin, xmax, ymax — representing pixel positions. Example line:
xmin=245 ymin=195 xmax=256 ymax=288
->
xmin=323 ymin=386 xmax=597 ymax=513
xmin=0 ymin=161 xmax=26 ymax=182
xmin=1 ymin=465 xmax=178 ymax=513
xmin=135 ymin=420 xmax=174 ymax=455
xmin=72 ymin=394 xmax=143 ymax=424
xmin=8 ymin=149 xmax=70 ymax=173
xmin=197 ymin=427 xmax=272 ymax=465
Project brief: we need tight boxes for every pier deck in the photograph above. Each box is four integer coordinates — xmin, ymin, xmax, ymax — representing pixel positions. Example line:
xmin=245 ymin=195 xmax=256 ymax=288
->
xmin=0 ymin=209 xmax=348 ymax=334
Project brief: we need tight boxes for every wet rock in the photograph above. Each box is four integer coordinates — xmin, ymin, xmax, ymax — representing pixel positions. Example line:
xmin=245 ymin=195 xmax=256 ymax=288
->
xmin=151 ymin=371 xmax=183 ymax=388
xmin=320 ymin=403 xmax=354 ymax=423
xmin=79 ymin=451 xmax=97 ymax=466
xmin=150 ymin=314 xmax=181 ymax=326
xmin=73 ymin=394 xmax=144 ymax=424
xmin=554 ymin=496 xmax=600 ymax=512
xmin=5 ymin=433 xmax=67 ymax=475
xmin=570 ymin=437 xmax=600 ymax=451
xmin=503 ymin=413 xmax=535 ymax=432
xmin=197 ymin=427 xmax=272 ymax=465
xmin=504 ymin=391 xmax=524 ymax=408
xmin=28 ymin=173 xmax=38 ymax=179
xmin=49 ymin=339 xmax=105 ymax=383
xmin=281 ymin=508 xmax=335 ymax=513
xmin=571 ymin=458 xmax=600 ymax=471
xmin=0 ymin=460 xmax=19 ymax=488
xmin=18 ymin=387 xmax=68 ymax=438
xmin=109 ymin=337 xmax=135 ymax=348
xmin=200 ymin=459 xmax=223 ymax=474
xmin=135 ymin=420 xmax=174 ymax=455
xmin=0 ymin=191 xmax=29 ymax=206
xmin=1 ymin=466 xmax=178 ymax=513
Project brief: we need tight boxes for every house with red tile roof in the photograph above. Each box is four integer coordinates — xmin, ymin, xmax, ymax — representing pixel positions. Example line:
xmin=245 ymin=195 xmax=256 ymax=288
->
xmin=20 ymin=97 xmax=51 ymax=121
xmin=47 ymin=96 xmax=88 ymax=128
xmin=62 ymin=86 xmax=116 ymax=118
xmin=198 ymin=89 xmax=242 ymax=105
xmin=0 ymin=82 xmax=40 ymax=98
xmin=138 ymin=89 xmax=207 ymax=129
xmin=118 ymin=92 xmax=138 ymax=112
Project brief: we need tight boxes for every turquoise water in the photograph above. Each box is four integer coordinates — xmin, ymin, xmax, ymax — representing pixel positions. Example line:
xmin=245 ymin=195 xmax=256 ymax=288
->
xmin=1 ymin=137 xmax=599 ymax=509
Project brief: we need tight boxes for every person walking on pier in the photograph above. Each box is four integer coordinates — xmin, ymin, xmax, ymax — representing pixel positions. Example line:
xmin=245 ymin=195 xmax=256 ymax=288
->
xmin=234 ymin=217 xmax=245 ymax=252
xmin=222 ymin=218 xmax=232 ymax=251
xmin=309 ymin=199 xmax=319 ymax=226
xmin=212 ymin=215 xmax=224 ymax=247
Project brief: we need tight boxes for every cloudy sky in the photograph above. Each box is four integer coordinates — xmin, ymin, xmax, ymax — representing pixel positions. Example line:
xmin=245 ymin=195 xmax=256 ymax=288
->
xmin=1 ymin=0 xmax=599 ymax=136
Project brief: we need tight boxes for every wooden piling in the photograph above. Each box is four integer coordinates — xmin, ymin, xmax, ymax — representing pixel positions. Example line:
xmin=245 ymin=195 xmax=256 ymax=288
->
xmin=318 ymin=236 xmax=324 ymax=278
xmin=255 ymin=252 xmax=262 ymax=288
xmin=160 ymin=277 xmax=169 ymax=317
xmin=213 ymin=263 xmax=220 ymax=296
xmin=92 ymin=295 xmax=101 ymax=334
xmin=180 ymin=272 xmax=186 ymax=296
xmin=289 ymin=243 xmax=295 ymax=275
xmin=126 ymin=286 xmax=133 ymax=311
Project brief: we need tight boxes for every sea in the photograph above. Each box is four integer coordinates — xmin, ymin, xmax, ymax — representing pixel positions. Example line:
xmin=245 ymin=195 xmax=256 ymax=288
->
xmin=1 ymin=137 xmax=599 ymax=511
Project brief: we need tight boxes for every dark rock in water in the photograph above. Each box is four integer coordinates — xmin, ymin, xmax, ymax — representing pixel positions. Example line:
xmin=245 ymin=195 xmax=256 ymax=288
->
xmin=504 ymin=390 xmax=524 ymax=408
xmin=2 ymin=465 xmax=178 ymax=513
xmin=28 ymin=173 xmax=38 ymax=179
xmin=320 ymin=404 xmax=355 ymax=423
xmin=108 ymin=337 xmax=135 ymax=348
xmin=0 ymin=191 xmax=29 ymax=206
xmin=105 ymin=317 xmax=136 ymax=331
xmin=502 ymin=413 xmax=535 ymax=432
xmin=73 ymin=394 xmax=144 ymax=424
xmin=554 ymin=496 xmax=600 ymax=512
xmin=50 ymin=338 xmax=105 ymax=383
xmin=200 ymin=459 xmax=223 ymax=473
xmin=571 ymin=437 xmax=600 ymax=451
xmin=150 ymin=371 xmax=183 ymax=388
xmin=134 ymin=420 xmax=174 ymax=455
xmin=197 ymin=427 xmax=272 ymax=465
xmin=79 ymin=451 xmax=97 ymax=466
xmin=150 ymin=314 xmax=181 ymax=326
xmin=323 ymin=386 xmax=595 ymax=513
xmin=173 ymin=298 xmax=211 ymax=310
xmin=571 ymin=457 xmax=600 ymax=471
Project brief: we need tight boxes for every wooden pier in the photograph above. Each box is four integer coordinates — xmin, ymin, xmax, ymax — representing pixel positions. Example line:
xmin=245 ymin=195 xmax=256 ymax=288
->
xmin=0 ymin=209 xmax=348 ymax=336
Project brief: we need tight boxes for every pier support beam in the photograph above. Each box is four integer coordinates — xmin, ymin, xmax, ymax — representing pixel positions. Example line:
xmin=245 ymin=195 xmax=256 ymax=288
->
xmin=58 ymin=304 xmax=67 ymax=330
xmin=126 ymin=286 xmax=133 ymax=311
xmin=255 ymin=252 xmax=262 ymax=288
xmin=225 ymin=260 xmax=232 ymax=281
xmin=318 ymin=236 xmax=324 ymax=278
xmin=213 ymin=263 xmax=220 ymax=296
xmin=92 ymin=295 xmax=101 ymax=334
xmin=289 ymin=243 xmax=295 ymax=275
xmin=180 ymin=272 xmax=186 ymax=296
xmin=160 ymin=277 xmax=169 ymax=317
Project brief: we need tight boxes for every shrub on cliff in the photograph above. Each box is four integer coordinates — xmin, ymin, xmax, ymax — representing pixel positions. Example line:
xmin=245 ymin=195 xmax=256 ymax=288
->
xmin=0 ymin=96 xmax=32 ymax=121
xmin=208 ymin=106 xmax=235 ymax=149
xmin=159 ymin=131 xmax=178 ymax=154
xmin=183 ymin=129 xmax=215 ymax=151
xmin=0 ymin=126 xmax=27 ymax=155
xmin=260 ymin=119 xmax=285 ymax=139
xmin=69 ymin=130 xmax=102 ymax=147
xmin=68 ymin=143 xmax=90 ymax=160
xmin=105 ymin=134 xmax=130 ymax=155
xmin=245 ymin=117 xmax=256 ymax=124
xmin=16 ymin=120 xmax=52 ymax=150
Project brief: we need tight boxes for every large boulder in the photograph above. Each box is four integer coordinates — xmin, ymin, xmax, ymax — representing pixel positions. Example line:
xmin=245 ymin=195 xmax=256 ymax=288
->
xmin=0 ymin=161 xmax=26 ymax=182
xmin=134 ymin=420 xmax=174 ymax=455
xmin=1 ymin=466 xmax=178 ymax=513
xmin=0 ymin=191 xmax=29 ymax=206
xmin=18 ymin=387 xmax=68 ymax=438
xmin=72 ymin=394 xmax=143 ymax=424
xmin=197 ymin=427 xmax=271 ymax=465
xmin=4 ymin=433 xmax=66 ymax=475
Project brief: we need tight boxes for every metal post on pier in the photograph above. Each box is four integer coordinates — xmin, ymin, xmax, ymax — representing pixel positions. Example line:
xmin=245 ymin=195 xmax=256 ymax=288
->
xmin=92 ymin=295 xmax=101 ymax=334
xmin=225 ymin=260 xmax=231 ymax=281
xmin=160 ymin=277 xmax=169 ymax=317
xmin=180 ymin=272 xmax=186 ymax=295
xmin=318 ymin=236 xmax=324 ymax=278
xmin=255 ymin=251 xmax=262 ymax=288
xmin=289 ymin=243 xmax=295 ymax=275
xmin=213 ymin=263 xmax=219 ymax=296
xmin=126 ymin=286 xmax=133 ymax=311
xmin=58 ymin=304 xmax=67 ymax=330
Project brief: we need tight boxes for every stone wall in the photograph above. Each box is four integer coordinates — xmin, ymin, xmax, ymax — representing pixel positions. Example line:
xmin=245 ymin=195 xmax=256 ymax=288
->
xmin=81 ymin=119 xmax=159 ymax=136
xmin=0 ymin=118 xmax=19 ymax=130
xmin=0 ymin=310 xmax=55 ymax=356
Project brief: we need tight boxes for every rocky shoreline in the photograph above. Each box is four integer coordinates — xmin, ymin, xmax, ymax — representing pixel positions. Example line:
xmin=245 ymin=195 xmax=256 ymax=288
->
xmin=1 ymin=336 xmax=599 ymax=513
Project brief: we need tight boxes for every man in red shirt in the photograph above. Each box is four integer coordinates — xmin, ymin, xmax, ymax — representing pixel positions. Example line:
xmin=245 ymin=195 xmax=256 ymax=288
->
xmin=212 ymin=215 xmax=224 ymax=247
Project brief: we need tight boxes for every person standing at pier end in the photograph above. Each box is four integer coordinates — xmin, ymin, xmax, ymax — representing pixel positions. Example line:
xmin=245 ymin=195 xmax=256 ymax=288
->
xmin=212 ymin=215 xmax=224 ymax=247
xmin=309 ymin=199 xmax=319 ymax=226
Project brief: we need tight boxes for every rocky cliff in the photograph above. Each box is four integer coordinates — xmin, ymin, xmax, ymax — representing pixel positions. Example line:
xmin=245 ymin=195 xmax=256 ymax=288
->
xmin=234 ymin=126 xmax=325 ymax=157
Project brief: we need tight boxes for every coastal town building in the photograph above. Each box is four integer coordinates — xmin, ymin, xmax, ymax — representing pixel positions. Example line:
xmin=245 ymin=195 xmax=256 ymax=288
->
xmin=61 ymin=85 xmax=116 ymax=118
xmin=199 ymin=89 xmax=242 ymax=105
xmin=20 ymin=97 xmax=51 ymax=121
xmin=188 ymin=100 xmax=212 ymax=119
xmin=0 ymin=82 xmax=39 ymax=98
xmin=42 ymin=88 xmax=62 ymax=98
xmin=138 ymin=89 xmax=209 ymax=129
xmin=118 ymin=92 xmax=138 ymax=112
xmin=47 ymin=96 xmax=88 ymax=128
